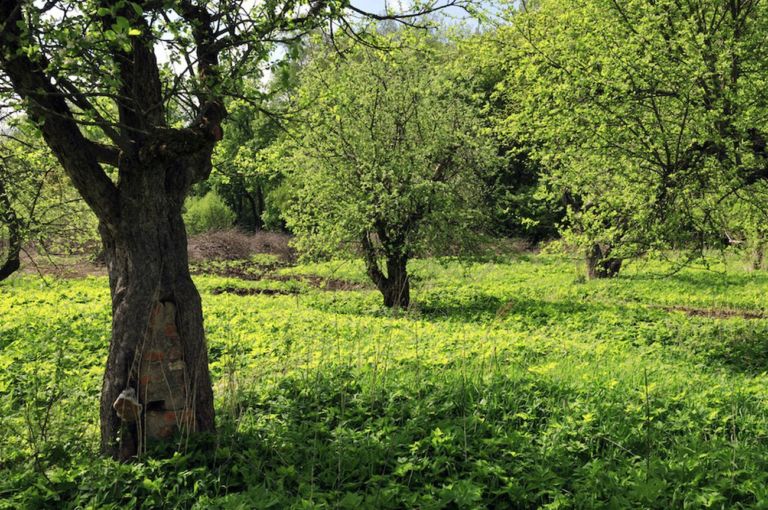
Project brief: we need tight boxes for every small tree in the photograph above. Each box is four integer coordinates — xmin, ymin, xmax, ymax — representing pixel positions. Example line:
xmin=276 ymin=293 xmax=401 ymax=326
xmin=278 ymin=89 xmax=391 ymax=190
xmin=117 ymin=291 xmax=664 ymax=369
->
xmin=283 ymin=30 xmax=497 ymax=308
xmin=210 ymin=56 xmax=302 ymax=231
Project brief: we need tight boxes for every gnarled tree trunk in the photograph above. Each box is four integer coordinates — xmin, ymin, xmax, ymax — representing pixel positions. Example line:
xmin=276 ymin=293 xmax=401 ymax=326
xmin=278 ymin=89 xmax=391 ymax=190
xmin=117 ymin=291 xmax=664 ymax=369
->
xmin=586 ymin=242 xmax=622 ymax=279
xmin=381 ymin=254 xmax=410 ymax=309
xmin=361 ymin=234 xmax=410 ymax=309
xmin=100 ymin=158 xmax=215 ymax=460
xmin=0 ymin=0 xmax=223 ymax=461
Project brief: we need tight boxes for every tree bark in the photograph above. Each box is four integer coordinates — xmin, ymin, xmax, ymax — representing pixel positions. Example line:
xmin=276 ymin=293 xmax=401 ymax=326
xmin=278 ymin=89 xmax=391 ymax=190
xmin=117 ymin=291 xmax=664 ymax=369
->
xmin=750 ymin=238 xmax=766 ymax=271
xmin=244 ymin=186 xmax=265 ymax=231
xmin=254 ymin=185 xmax=265 ymax=230
xmin=382 ymin=254 xmax=410 ymax=309
xmin=0 ymin=179 xmax=22 ymax=281
xmin=586 ymin=243 xmax=622 ymax=279
xmin=361 ymin=233 xmax=410 ymax=309
xmin=99 ymin=158 xmax=215 ymax=460
xmin=0 ymin=0 xmax=221 ymax=461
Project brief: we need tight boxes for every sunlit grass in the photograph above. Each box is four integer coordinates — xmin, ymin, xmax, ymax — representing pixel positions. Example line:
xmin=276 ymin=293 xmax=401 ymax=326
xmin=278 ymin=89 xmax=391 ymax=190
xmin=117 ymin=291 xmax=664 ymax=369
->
xmin=2 ymin=254 xmax=768 ymax=508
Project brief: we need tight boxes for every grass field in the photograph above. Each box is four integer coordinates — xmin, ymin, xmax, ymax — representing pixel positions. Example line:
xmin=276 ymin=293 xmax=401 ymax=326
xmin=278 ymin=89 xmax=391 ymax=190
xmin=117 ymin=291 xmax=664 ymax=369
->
xmin=2 ymin=254 xmax=768 ymax=508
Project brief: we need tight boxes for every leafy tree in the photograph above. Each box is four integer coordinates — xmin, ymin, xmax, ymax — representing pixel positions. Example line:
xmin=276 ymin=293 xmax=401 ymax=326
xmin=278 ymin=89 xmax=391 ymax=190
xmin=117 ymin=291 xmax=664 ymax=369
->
xmin=454 ymin=30 xmax=563 ymax=244
xmin=494 ymin=0 xmax=768 ymax=276
xmin=0 ymin=166 xmax=22 ymax=281
xmin=0 ymin=123 xmax=97 ymax=281
xmin=183 ymin=190 xmax=236 ymax=234
xmin=209 ymin=51 xmax=304 ymax=231
xmin=282 ymin=29 xmax=498 ymax=308
xmin=710 ymin=182 xmax=768 ymax=269
xmin=210 ymin=103 xmax=281 ymax=231
xmin=0 ymin=0 xmax=468 ymax=458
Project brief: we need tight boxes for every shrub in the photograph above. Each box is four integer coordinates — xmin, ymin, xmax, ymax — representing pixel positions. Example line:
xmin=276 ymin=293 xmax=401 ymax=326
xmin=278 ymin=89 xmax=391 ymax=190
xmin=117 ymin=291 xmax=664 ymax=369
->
xmin=184 ymin=191 xmax=236 ymax=235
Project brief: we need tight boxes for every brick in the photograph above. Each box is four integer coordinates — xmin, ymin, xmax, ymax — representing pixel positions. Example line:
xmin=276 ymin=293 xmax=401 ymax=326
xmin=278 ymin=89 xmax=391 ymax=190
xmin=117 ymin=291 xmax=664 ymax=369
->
xmin=144 ymin=350 xmax=164 ymax=362
xmin=145 ymin=408 xmax=195 ymax=440
xmin=167 ymin=347 xmax=183 ymax=361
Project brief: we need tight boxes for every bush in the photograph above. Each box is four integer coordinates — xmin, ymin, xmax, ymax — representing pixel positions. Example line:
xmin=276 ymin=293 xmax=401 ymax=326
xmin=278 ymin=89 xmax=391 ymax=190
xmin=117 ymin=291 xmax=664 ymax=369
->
xmin=183 ymin=191 xmax=236 ymax=235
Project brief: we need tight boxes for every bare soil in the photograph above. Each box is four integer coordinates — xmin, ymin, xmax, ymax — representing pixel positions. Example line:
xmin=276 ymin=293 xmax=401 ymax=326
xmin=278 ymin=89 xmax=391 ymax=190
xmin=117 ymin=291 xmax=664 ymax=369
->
xmin=662 ymin=305 xmax=765 ymax=320
xmin=20 ymin=230 xmax=295 ymax=278
xmin=188 ymin=230 xmax=295 ymax=262
xmin=210 ymin=287 xmax=299 ymax=296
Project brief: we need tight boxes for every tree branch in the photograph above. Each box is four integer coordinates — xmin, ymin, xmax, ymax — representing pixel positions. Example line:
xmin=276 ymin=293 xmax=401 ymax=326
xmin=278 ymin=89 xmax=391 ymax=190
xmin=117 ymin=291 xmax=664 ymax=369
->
xmin=0 ymin=0 xmax=118 ymax=223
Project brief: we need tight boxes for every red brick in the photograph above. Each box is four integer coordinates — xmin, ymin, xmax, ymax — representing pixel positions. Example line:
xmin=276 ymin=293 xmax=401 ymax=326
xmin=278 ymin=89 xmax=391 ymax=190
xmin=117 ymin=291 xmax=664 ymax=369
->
xmin=163 ymin=408 xmax=193 ymax=423
xmin=144 ymin=351 xmax=164 ymax=362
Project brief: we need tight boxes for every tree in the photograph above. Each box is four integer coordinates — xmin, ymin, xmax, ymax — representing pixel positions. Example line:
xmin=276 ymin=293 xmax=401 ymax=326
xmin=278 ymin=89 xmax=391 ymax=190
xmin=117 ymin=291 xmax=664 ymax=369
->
xmin=0 ymin=172 xmax=22 ymax=281
xmin=210 ymin=98 xmax=287 ymax=231
xmin=453 ymin=30 xmax=563 ymax=244
xmin=492 ymin=0 xmax=768 ymax=276
xmin=0 ymin=122 xmax=97 ymax=281
xmin=282 ymin=29 xmax=497 ymax=308
xmin=0 ymin=0 xmax=470 ymax=459
xmin=208 ymin=50 xmax=305 ymax=231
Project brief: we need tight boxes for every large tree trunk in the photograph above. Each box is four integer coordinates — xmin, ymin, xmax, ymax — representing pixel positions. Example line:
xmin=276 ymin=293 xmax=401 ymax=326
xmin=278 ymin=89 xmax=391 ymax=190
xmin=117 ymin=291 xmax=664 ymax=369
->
xmin=0 ymin=0 xmax=223 ymax=461
xmin=99 ymin=161 xmax=215 ymax=460
xmin=0 ymin=179 xmax=22 ymax=281
xmin=586 ymin=243 xmax=622 ymax=279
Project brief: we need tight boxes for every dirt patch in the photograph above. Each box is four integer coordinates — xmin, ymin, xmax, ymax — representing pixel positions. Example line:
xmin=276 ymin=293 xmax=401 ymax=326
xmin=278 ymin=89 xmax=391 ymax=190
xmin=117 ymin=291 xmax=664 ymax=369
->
xmin=203 ymin=270 xmax=368 ymax=292
xmin=210 ymin=286 xmax=299 ymax=296
xmin=190 ymin=263 xmax=285 ymax=280
xmin=18 ymin=229 xmax=295 ymax=279
xmin=19 ymin=250 xmax=107 ymax=278
xmin=188 ymin=251 xmax=367 ymax=291
xmin=663 ymin=305 xmax=765 ymax=320
xmin=188 ymin=230 xmax=294 ymax=262
xmin=269 ymin=274 xmax=369 ymax=291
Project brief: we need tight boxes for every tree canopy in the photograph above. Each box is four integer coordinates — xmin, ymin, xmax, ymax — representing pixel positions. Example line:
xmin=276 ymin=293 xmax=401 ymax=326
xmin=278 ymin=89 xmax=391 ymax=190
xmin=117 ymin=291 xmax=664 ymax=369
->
xmin=488 ymin=0 xmax=768 ymax=274
xmin=282 ymin=28 xmax=498 ymax=307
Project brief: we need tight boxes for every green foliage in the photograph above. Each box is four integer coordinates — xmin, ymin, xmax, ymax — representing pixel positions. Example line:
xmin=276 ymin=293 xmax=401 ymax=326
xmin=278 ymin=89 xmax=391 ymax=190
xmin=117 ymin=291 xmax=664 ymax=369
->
xmin=5 ymin=254 xmax=768 ymax=507
xmin=492 ymin=0 xmax=768 ymax=261
xmin=453 ymin=32 xmax=563 ymax=242
xmin=281 ymin=29 xmax=499 ymax=263
xmin=183 ymin=191 xmax=236 ymax=235
xmin=211 ymin=94 xmax=291 ymax=231
xmin=0 ymin=122 xmax=98 ymax=264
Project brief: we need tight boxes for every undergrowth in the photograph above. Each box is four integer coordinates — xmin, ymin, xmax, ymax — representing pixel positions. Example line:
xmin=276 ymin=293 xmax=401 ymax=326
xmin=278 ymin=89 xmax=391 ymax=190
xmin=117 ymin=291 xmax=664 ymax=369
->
xmin=2 ymin=255 xmax=768 ymax=508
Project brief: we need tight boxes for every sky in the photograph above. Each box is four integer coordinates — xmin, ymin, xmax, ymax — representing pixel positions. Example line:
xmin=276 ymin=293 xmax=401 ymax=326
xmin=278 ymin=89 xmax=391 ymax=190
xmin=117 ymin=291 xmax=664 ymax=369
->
xmin=349 ymin=0 xmax=490 ymax=26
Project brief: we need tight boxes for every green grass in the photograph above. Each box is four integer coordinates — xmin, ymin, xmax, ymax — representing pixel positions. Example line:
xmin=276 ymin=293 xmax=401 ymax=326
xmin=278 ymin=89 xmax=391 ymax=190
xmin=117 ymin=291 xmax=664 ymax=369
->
xmin=3 ymin=255 xmax=768 ymax=508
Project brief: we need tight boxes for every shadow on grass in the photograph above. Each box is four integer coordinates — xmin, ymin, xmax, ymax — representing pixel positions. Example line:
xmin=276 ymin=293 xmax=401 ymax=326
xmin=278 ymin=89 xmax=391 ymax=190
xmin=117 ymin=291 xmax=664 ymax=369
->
xmin=623 ymin=268 xmax=768 ymax=291
xmin=663 ymin=319 xmax=768 ymax=376
xmin=413 ymin=292 xmax=599 ymax=324
xmin=305 ymin=289 xmax=604 ymax=325
xmin=304 ymin=286 xmax=768 ymax=377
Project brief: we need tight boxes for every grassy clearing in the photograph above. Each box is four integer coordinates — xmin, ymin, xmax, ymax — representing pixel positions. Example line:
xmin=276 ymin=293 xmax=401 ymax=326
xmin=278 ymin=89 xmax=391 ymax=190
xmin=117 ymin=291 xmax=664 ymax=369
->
xmin=2 ymin=255 xmax=768 ymax=508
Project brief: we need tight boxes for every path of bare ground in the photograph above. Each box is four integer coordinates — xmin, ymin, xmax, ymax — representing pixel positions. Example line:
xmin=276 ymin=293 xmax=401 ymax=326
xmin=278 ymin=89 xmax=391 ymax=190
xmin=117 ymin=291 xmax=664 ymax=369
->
xmin=18 ymin=250 xmax=106 ymax=279
xmin=186 ymin=230 xmax=369 ymax=292
xmin=187 ymin=229 xmax=295 ymax=263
